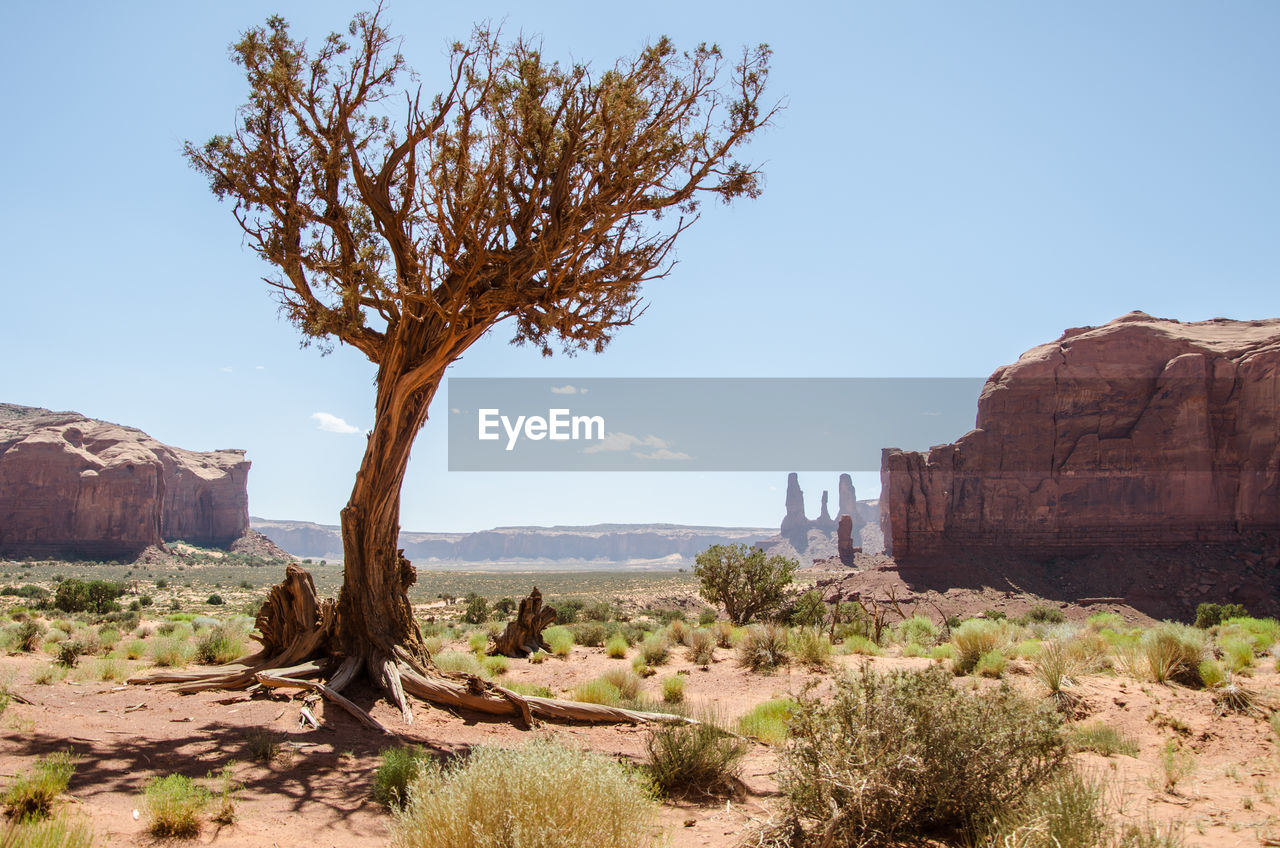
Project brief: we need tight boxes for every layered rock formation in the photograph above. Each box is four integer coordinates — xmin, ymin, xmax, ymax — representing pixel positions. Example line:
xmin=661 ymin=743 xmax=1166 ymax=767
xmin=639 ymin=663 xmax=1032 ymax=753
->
xmin=881 ymin=312 xmax=1280 ymax=558
xmin=0 ymin=404 xmax=250 ymax=559
xmin=770 ymin=472 xmax=881 ymax=561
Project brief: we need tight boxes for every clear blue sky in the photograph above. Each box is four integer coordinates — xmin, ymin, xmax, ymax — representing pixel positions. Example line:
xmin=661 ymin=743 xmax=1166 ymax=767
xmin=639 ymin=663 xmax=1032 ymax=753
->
xmin=1 ymin=2 xmax=1275 ymax=531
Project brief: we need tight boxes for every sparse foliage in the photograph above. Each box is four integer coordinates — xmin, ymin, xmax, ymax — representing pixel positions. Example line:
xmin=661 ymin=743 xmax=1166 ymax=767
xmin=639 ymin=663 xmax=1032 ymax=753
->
xmin=694 ymin=544 xmax=796 ymax=625
xmin=186 ymin=4 xmax=777 ymax=707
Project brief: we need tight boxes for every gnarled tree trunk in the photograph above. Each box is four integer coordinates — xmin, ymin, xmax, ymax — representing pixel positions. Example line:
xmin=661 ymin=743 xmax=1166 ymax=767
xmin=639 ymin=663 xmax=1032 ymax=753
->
xmin=491 ymin=588 xmax=557 ymax=657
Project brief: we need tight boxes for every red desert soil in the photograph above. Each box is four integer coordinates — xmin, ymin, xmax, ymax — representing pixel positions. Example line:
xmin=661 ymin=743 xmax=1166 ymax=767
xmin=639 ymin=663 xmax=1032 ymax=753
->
xmin=2 ymin=630 xmax=1280 ymax=847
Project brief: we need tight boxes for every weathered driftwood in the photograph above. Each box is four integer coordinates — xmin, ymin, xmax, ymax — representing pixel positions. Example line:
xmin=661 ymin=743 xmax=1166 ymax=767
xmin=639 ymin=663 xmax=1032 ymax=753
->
xmin=490 ymin=587 xmax=557 ymax=657
xmin=130 ymin=565 xmax=692 ymax=729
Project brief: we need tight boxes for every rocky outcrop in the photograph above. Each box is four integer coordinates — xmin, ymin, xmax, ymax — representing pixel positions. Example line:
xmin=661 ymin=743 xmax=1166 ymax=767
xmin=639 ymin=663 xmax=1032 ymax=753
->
xmin=780 ymin=473 xmax=810 ymax=550
xmin=814 ymin=491 xmax=836 ymax=533
xmin=837 ymin=515 xmax=859 ymax=566
xmin=881 ymin=312 xmax=1280 ymax=558
xmin=0 ymin=404 xmax=250 ymax=559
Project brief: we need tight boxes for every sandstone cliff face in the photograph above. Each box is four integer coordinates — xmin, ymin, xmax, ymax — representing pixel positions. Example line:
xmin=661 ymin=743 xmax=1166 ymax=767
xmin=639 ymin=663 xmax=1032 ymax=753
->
xmin=881 ymin=313 xmax=1280 ymax=557
xmin=0 ymin=404 xmax=250 ymax=559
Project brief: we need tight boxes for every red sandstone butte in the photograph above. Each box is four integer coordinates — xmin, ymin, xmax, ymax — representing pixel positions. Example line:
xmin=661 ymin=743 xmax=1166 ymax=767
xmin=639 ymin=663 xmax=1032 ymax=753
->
xmin=881 ymin=312 xmax=1280 ymax=558
xmin=0 ymin=404 xmax=250 ymax=559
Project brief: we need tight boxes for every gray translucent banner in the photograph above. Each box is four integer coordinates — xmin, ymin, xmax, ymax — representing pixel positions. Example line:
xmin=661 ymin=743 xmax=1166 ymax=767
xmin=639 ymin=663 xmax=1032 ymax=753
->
xmin=447 ymin=378 xmax=985 ymax=471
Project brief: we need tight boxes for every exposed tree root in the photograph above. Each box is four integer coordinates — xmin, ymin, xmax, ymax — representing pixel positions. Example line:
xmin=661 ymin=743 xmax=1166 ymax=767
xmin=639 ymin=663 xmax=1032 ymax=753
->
xmin=128 ymin=564 xmax=692 ymax=729
xmin=490 ymin=588 xmax=556 ymax=657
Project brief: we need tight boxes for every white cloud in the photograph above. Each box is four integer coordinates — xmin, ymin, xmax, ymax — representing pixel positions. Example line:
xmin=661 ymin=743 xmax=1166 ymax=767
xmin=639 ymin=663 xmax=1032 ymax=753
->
xmin=219 ymin=366 xmax=233 ymax=373
xmin=255 ymin=365 xmax=265 ymax=371
xmin=450 ymin=407 xmax=461 ymax=414
xmin=550 ymin=384 xmax=579 ymax=395
xmin=636 ymin=447 xmax=692 ymax=461
xmin=584 ymin=432 xmax=686 ymax=459
xmin=584 ymin=432 xmax=668 ymax=454
xmin=311 ymin=412 xmax=361 ymax=434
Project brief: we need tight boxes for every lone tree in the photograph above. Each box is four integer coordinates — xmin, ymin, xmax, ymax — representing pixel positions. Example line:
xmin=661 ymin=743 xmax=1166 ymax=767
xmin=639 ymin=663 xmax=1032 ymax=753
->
xmin=694 ymin=543 xmax=797 ymax=625
xmin=141 ymin=7 xmax=776 ymax=725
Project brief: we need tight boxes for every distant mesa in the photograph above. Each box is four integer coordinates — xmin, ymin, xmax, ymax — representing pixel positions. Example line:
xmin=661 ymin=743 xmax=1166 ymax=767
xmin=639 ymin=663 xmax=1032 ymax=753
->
xmin=879 ymin=312 xmax=1280 ymax=616
xmin=250 ymin=518 xmax=776 ymax=565
xmin=0 ymin=403 xmax=251 ymax=559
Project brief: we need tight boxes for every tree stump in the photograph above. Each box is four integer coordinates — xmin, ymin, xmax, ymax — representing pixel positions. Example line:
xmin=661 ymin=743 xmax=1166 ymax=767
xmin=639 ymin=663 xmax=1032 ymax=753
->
xmin=490 ymin=588 xmax=557 ymax=657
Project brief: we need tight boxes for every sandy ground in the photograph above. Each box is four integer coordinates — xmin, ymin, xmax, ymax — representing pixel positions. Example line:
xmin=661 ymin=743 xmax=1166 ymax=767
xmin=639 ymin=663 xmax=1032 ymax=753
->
xmin=2 ymin=632 xmax=1279 ymax=847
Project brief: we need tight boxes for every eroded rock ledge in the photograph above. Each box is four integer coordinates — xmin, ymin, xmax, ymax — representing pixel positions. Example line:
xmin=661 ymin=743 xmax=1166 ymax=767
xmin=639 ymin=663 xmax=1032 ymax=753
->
xmin=0 ymin=403 xmax=250 ymax=558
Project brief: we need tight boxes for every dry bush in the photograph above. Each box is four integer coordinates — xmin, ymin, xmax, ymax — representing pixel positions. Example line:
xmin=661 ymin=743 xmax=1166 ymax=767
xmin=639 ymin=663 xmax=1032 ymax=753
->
xmin=3 ymin=752 xmax=76 ymax=821
xmin=143 ymin=774 xmax=209 ymax=838
xmin=645 ymin=715 xmax=747 ymax=798
xmin=773 ymin=665 xmax=1064 ymax=847
xmin=687 ymin=628 xmax=715 ymax=665
xmin=951 ymin=619 xmax=1007 ymax=674
xmin=737 ymin=624 xmax=789 ymax=672
xmin=390 ymin=740 xmax=657 ymax=848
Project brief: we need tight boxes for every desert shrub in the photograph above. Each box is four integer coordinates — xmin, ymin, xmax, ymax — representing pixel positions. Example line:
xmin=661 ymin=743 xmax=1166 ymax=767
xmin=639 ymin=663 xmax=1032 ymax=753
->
xmin=467 ymin=631 xmax=488 ymax=654
xmin=738 ymin=697 xmax=797 ymax=745
xmin=1220 ymin=637 xmax=1254 ymax=673
xmin=52 ymin=579 xmax=124 ymax=614
xmin=698 ymin=610 xmax=716 ymax=626
xmin=480 ymin=655 xmax=508 ymax=676
xmin=645 ymin=716 xmax=747 ymax=797
xmin=501 ymin=681 xmax=555 ymax=699
xmin=96 ymin=625 xmax=120 ymax=646
xmin=15 ymin=619 xmax=45 ymax=652
xmin=841 ymin=633 xmax=881 ymax=656
xmin=32 ymin=664 xmax=67 ymax=686
xmin=584 ymin=600 xmax=613 ymax=621
xmin=661 ymin=675 xmax=685 ymax=704
xmin=552 ymin=598 xmax=585 ymax=624
xmin=3 ymin=752 xmax=76 ymax=821
xmin=975 ymin=649 xmax=1007 ymax=677
xmin=631 ymin=654 xmax=655 ymax=677
xmin=789 ymin=627 xmax=832 ymax=668
xmin=1067 ymin=722 xmax=1139 ymax=757
xmin=1139 ymin=624 xmax=1205 ymax=685
xmin=244 ymin=731 xmax=283 ymax=763
xmin=148 ymin=637 xmax=193 ymax=668
xmin=373 ymin=745 xmax=431 ymax=809
xmin=194 ymin=624 xmax=246 ymax=665
xmin=92 ymin=658 xmax=127 ymax=681
xmin=0 ymin=584 xmax=47 ymax=600
xmin=665 ymin=618 xmax=690 ymax=646
xmin=894 ymin=614 xmax=939 ymax=647
xmin=1023 ymin=605 xmax=1067 ymax=625
xmin=601 ymin=668 xmax=642 ymax=701
xmin=604 ymin=633 xmax=629 ymax=659
xmin=422 ymin=635 xmax=443 ymax=655
xmin=639 ymin=633 xmax=670 ymax=665
xmin=389 ymin=740 xmax=657 ymax=848
xmin=687 ymin=628 xmax=715 ymax=665
xmin=191 ymin=616 xmax=220 ymax=631
xmin=738 ymin=623 xmax=789 ymax=671
xmin=433 ymin=651 xmax=485 ymax=677
xmin=1032 ymin=640 xmax=1080 ymax=696
xmin=1016 ymin=638 xmax=1044 ymax=659
xmin=143 ymin=774 xmax=209 ymax=838
xmin=208 ymin=765 xmax=240 ymax=825
xmin=572 ymin=678 xmax=623 ymax=706
xmin=1220 ymin=616 xmax=1280 ymax=652
xmin=713 ymin=620 xmax=734 ymax=648
xmin=1195 ymin=602 xmax=1248 ymax=629
xmin=776 ymin=665 xmax=1064 ymax=847
xmin=977 ymin=768 xmax=1108 ymax=848
xmin=570 ymin=621 xmax=608 ymax=647
xmin=1159 ymin=741 xmax=1195 ymax=792
xmin=951 ymin=618 xmax=1006 ymax=674
xmin=528 ymin=649 xmax=548 ymax=664
xmin=543 ymin=626 xmax=574 ymax=657
xmin=0 ymin=809 xmax=94 ymax=847
xmin=1086 ymin=611 xmax=1124 ymax=630
xmin=694 ymin=543 xmax=797 ymax=625
xmin=54 ymin=641 xmax=84 ymax=668
xmin=1197 ymin=658 xmax=1227 ymax=689
xmin=462 ymin=593 xmax=489 ymax=625
xmin=790 ymin=590 xmax=828 ymax=627
xmin=205 ymin=594 xmax=224 ymax=606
